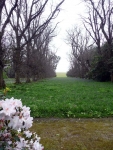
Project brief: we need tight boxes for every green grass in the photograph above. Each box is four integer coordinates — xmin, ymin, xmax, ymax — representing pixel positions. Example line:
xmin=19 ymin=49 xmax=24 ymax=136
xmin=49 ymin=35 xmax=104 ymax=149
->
xmin=4 ymin=77 xmax=113 ymax=118
xmin=56 ymin=72 xmax=67 ymax=77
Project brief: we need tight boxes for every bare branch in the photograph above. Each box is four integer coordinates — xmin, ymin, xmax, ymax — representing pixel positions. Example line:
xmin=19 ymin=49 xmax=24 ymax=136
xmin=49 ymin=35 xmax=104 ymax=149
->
xmin=2 ymin=0 xmax=18 ymax=36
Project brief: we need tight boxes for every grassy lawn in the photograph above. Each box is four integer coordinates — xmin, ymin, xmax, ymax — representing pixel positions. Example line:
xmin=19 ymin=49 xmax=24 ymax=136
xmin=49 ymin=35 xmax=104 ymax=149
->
xmin=4 ymin=77 xmax=113 ymax=118
xmin=56 ymin=72 xmax=67 ymax=77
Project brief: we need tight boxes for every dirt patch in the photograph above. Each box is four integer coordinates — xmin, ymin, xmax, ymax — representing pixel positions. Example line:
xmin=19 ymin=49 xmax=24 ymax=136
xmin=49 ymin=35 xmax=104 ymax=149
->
xmin=30 ymin=118 xmax=113 ymax=150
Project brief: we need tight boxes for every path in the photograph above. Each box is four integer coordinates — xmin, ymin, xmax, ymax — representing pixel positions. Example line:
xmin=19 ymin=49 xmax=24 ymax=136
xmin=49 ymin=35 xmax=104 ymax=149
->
xmin=30 ymin=118 xmax=113 ymax=150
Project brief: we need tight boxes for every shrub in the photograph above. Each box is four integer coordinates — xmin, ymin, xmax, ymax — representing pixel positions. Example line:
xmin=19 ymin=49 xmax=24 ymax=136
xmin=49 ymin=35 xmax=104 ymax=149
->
xmin=0 ymin=97 xmax=44 ymax=150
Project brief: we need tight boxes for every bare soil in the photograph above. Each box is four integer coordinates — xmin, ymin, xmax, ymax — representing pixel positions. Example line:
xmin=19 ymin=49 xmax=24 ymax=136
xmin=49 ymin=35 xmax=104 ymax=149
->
xmin=30 ymin=118 xmax=113 ymax=150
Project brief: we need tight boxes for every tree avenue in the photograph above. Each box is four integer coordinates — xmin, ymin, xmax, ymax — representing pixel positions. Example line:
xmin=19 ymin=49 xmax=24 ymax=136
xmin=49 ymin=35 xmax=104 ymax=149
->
xmin=66 ymin=0 xmax=113 ymax=82
xmin=0 ymin=0 xmax=65 ymax=88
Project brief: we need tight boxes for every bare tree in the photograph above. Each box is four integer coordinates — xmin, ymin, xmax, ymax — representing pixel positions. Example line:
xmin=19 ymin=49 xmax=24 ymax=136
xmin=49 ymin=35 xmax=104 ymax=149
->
xmin=82 ymin=0 xmax=113 ymax=80
xmin=81 ymin=2 xmax=102 ymax=55
xmin=27 ymin=26 xmax=59 ymax=81
xmin=23 ymin=24 xmax=57 ymax=82
xmin=22 ymin=8 xmax=58 ymax=82
xmin=83 ymin=0 xmax=113 ymax=56
xmin=66 ymin=27 xmax=92 ymax=78
xmin=5 ymin=0 xmax=65 ymax=84
xmin=0 ymin=0 xmax=18 ymax=88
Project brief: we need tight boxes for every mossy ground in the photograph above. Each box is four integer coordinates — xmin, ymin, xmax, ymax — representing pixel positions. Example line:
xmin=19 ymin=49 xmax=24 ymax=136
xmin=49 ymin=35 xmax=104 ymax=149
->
xmin=30 ymin=118 xmax=113 ymax=150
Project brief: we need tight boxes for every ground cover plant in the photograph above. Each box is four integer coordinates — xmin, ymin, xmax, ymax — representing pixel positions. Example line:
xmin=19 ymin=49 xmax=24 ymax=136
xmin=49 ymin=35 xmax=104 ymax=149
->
xmin=4 ymin=77 xmax=113 ymax=118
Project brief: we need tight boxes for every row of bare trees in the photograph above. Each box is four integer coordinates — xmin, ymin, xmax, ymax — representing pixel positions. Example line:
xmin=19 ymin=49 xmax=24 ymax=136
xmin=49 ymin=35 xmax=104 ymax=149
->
xmin=66 ymin=27 xmax=93 ymax=78
xmin=0 ymin=0 xmax=65 ymax=88
xmin=66 ymin=0 xmax=113 ymax=81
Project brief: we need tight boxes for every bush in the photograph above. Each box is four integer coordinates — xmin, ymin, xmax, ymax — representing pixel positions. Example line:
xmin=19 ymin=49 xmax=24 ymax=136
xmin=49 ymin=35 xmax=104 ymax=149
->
xmin=0 ymin=97 xmax=44 ymax=150
xmin=88 ymin=56 xmax=110 ymax=82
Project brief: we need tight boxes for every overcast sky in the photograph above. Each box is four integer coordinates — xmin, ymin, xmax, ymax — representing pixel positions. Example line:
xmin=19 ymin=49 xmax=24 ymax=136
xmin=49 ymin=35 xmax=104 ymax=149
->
xmin=52 ymin=0 xmax=86 ymax=72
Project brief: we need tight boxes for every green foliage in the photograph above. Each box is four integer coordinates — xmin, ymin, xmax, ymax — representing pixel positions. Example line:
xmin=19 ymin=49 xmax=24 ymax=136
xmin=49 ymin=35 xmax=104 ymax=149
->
xmin=5 ymin=77 xmax=113 ymax=118
xmin=3 ymin=71 xmax=8 ymax=79
xmin=88 ymin=56 xmax=110 ymax=81
xmin=88 ymin=42 xmax=113 ymax=82
xmin=107 ymin=57 xmax=113 ymax=73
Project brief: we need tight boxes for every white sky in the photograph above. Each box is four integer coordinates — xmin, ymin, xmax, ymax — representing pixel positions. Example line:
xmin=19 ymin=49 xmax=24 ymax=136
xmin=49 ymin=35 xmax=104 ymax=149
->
xmin=52 ymin=0 xmax=86 ymax=72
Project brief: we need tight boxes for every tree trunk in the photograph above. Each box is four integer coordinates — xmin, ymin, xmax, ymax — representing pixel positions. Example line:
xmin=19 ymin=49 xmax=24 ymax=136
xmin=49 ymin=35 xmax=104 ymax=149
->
xmin=110 ymin=73 xmax=113 ymax=82
xmin=32 ymin=75 xmax=36 ymax=82
xmin=0 ymin=66 xmax=6 ymax=89
xmin=26 ymin=73 xmax=31 ymax=83
xmin=107 ymin=41 xmax=113 ymax=58
xmin=26 ymin=45 xmax=31 ymax=83
xmin=15 ymin=71 xmax=21 ymax=84
xmin=108 ymin=42 xmax=113 ymax=81
xmin=13 ymin=48 xmax=21 ymax=84
xmin=0 ymin=41 xmax=6 ymax=89
xmin=15 ymin=65 xmax=21 ymax=84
